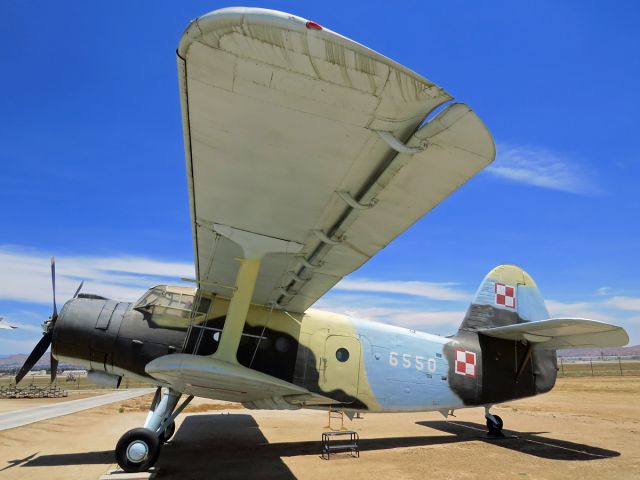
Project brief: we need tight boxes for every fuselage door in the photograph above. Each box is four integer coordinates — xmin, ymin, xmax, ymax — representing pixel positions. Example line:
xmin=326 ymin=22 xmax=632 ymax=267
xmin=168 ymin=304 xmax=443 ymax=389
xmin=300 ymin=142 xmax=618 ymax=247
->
xmin=321 ymin=335 xmax=361 ymax=399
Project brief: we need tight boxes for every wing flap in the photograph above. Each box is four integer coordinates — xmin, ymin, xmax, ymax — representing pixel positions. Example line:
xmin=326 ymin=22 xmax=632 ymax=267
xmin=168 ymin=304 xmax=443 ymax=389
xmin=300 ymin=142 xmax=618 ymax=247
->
xmin=284 ymin=103 xmax=495 ymax=311
xmin=478 ymin=318 xmax=629 ymax=350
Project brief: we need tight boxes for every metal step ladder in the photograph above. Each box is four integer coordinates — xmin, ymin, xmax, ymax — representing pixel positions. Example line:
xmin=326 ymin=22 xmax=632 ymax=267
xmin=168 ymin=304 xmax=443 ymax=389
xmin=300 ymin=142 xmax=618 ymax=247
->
xmin=324 ymin=406 xmax=348 ymax=431
xmin=321 ymin=431 xmax=359 ymax=460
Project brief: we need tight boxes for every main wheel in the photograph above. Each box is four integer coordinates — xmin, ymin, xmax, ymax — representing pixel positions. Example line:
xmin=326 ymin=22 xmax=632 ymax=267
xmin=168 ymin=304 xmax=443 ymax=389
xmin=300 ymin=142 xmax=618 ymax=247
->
xmin=115 ymin=428 xmax=161 ymax=473
xmin=159 ymin=420 xmax=176 ymax=443
xmin=486 ymin=414 xmax=504 ymax=436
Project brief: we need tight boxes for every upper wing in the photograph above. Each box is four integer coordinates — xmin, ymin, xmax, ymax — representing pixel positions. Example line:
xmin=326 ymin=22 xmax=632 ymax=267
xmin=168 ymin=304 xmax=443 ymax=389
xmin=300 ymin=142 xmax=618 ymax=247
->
xmin=178 ymin=7 xmax=495 ymax=312
xmin=478 ymin=318 xmax=629 ymax=350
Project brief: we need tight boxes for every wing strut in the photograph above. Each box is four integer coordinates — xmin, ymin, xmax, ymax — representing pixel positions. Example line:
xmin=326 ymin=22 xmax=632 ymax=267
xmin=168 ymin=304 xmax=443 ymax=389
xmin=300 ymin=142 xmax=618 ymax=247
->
xmin=211 ymin=224 xmax=302 ymax=363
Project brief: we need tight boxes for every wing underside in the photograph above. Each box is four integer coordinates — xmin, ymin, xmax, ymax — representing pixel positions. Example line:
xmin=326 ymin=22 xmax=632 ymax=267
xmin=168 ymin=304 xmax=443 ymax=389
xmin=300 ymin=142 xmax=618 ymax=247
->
xmin=178 ymin=7 xmax=495 ymax=312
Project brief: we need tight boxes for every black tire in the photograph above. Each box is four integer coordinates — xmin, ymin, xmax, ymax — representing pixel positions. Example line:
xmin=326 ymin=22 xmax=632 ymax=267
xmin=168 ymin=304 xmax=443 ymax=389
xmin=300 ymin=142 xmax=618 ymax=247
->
xmin=159 ymin=420 xmax=176 ymax=443
xmin=115 ymin=428 xmax=161 ymax=473
xmin=486 ymin=414 xmax=504 ymax=435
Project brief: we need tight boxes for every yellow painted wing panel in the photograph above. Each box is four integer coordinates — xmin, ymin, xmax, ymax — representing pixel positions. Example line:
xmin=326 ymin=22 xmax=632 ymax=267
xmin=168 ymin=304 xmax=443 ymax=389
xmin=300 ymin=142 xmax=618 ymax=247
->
xmin=178 ymin=7 xmax=494 ymax=312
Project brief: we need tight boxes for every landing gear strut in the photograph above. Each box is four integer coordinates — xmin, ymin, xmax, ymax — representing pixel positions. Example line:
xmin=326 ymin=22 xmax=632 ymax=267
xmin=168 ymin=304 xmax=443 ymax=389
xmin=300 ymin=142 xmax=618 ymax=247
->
xmin=115 ymin=387 xmax=193 ymax=473
xmin=159 ymin=420 xmax=176 ymax=443
xmin=484 ymin=405 xmax=504 ymax=437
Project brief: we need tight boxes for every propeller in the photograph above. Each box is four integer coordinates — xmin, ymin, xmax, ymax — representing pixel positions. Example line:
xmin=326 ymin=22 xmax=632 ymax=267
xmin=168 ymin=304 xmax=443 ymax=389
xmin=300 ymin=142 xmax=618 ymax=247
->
xmin=73 ymin=280 xmax=84 ymax=299
xmin=15 ymin=257 xmax=83 ymax=384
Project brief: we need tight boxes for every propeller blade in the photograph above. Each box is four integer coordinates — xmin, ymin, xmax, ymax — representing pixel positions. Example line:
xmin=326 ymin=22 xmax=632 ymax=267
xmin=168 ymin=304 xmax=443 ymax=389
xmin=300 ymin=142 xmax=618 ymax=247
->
xmin=51 ymin=257 xmax=58 ymax=319
xmin=50 ymin=353 xmax=58 ymax=383
xmin=15 ymin=331 xmax=53 ymax=384
xmin=73 ymin=280 xmax=84 ymax=299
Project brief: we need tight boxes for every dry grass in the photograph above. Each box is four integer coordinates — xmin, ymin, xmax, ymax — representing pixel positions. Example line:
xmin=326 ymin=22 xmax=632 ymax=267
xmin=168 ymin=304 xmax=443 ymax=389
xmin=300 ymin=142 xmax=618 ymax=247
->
xmin=553 ymin=375 xmax=640 ymax=394
xmin=115 ymin=394 xmax=242 ymax=413
xmin=558 ymin=359 xmax=640 ymax=377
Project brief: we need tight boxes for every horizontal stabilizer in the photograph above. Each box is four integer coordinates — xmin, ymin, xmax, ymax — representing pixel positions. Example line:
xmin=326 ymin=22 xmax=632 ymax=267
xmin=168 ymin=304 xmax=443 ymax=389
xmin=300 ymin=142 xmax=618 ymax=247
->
xmin=478 ymin=318 xmax=629 ymax=350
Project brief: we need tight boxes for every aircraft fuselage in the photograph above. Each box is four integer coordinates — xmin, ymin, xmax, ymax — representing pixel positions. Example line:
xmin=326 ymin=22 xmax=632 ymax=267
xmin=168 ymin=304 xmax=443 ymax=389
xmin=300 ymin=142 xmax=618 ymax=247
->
xmin=53 ymin=287 xmax=556 ymax=413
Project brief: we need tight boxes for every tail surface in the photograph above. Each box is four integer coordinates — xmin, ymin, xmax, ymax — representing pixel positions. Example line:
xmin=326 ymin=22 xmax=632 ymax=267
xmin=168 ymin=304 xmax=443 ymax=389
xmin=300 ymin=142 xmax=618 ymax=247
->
xmin=459 ymin=264 xmax=548 ymax=332
xmin=447 ymin=264 xmax=628 ymax=406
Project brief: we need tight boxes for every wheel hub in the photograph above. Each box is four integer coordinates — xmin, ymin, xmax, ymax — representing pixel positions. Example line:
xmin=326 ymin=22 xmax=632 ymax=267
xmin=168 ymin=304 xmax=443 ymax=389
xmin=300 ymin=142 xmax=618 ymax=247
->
xmin=126 ymin=440 xmax=149 ymax=463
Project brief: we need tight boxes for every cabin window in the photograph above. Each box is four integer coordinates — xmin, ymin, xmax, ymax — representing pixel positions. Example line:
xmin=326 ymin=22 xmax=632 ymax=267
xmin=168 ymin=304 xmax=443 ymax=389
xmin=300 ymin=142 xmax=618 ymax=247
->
xmin=133 ymin=285 xmax=206 ymax=315
xmin=335 ymin=347 xmax=350 ymax=362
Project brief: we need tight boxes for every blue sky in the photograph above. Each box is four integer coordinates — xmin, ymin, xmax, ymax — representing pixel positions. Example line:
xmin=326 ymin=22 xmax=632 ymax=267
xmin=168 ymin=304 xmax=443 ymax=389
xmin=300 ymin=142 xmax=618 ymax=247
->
xmin=1 ymin=1 xmax=639 ymax=354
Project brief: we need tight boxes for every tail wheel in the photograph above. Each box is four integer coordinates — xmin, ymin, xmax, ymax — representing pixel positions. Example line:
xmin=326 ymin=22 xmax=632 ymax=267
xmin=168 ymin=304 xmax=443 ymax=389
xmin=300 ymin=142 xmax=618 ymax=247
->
xmin=486 ymin=414 xmax=503 ymax=435
xmin=115 ymin=428 xmax=161 ymax=473
xmin=159 ymin=420 xmax=176 ymax=443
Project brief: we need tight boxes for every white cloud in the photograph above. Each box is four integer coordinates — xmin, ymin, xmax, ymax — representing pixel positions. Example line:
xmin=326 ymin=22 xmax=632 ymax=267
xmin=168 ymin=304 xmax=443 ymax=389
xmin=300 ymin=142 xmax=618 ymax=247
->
xmin=605 ymin=296 xmax=640 ymax=312
xmin=487 ymin=144 xmax=598 ymax=194
xmin=323 ymin=277 xmax=470 ymax=333
xmin=384 ymin=309 xmax=465 ymax=328
xmin=596 ymin=286 xmax=611 ymax=296
xmin=334 ymin=278 xmax=470 ymax=302
xmin=545 ymin=299 xmax=613 ymax=321
xmin=1 ymin=320 xmax=42 ymax=333
xmin=0 ymin=337 xmax=46 ymax=354
xmin=316 ymin=285 xmax=466 ymax=335
xmin=318 ymin=301 xmax=465 ymax=331
xmin=0 ymin=246 xmax=195 ymax=305
xmin=2 ymin=245 xmax=639 ymax=347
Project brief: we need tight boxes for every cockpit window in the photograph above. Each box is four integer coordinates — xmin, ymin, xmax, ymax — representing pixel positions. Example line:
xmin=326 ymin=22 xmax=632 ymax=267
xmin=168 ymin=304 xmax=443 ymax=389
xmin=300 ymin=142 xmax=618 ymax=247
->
xmin=134 ymin=286 xmax=208 ymax=315
xmin=132 ymin=285 xmax=212 ymax=331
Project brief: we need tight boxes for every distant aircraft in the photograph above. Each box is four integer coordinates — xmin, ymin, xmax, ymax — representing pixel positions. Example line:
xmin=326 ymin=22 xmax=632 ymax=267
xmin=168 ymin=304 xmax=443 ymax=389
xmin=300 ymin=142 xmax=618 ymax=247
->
xmin=0 ymin=317 xmax=17 ymax=329
xmin=15 ymin=7 xmax=628 ymax=473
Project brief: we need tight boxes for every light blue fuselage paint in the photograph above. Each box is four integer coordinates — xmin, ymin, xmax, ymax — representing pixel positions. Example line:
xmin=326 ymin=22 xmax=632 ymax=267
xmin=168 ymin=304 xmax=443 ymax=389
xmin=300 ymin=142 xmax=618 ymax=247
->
xmin=351 ymin=317 xmax=465 ymax=412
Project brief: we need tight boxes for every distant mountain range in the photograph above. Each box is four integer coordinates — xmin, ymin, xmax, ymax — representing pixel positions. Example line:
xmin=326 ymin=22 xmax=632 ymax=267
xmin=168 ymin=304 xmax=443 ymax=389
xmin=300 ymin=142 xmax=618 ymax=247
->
xmin=557 ymin=345 xmax=640 ymax=357
xmin=0 ymin=353 xmax=51 ymax=369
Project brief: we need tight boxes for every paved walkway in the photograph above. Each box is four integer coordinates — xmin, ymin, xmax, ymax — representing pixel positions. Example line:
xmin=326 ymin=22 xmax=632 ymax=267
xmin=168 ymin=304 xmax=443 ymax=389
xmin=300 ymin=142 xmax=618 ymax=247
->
xmin=0 ymin=388 xmax=154 ymax=431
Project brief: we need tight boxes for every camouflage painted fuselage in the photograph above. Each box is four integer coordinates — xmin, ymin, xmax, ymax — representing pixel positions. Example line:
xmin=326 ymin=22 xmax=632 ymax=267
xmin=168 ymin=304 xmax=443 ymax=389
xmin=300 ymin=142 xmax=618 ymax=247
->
xmin=54 ymin=265 xmax=557 ymax=413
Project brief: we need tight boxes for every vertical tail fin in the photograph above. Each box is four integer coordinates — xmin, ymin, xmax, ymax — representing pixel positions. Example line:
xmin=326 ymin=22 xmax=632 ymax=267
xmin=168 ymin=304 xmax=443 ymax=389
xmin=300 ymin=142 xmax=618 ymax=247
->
xmin=449 ymin=265 xmax=558 ymax=405
xmin=459 ymin=264 xmax=548 ymax=332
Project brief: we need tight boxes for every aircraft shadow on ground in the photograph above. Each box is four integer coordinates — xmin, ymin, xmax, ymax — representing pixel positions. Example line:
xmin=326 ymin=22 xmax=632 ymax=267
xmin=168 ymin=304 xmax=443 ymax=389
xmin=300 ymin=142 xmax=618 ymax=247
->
xmin=15 ymin=414 xmax=619 ymax=477
xmin=417 ymin=420 xmax=620 ymax=461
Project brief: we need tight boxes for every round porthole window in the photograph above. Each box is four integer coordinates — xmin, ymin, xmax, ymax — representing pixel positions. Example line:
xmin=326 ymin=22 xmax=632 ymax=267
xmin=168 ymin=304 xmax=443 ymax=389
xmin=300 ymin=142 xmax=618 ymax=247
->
xmin=275 ymin=337 xmax=289 ymax=353
xmin=335 ymin=347 xmax=350 ymax=362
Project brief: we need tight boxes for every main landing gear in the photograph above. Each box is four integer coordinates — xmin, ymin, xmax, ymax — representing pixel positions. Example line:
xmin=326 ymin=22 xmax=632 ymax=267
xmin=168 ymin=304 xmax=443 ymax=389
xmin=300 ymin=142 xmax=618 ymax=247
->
xmin=484 ymin=405 xmax=504 ymax=437
xmin=115 ymin=387 xmax=193 ymax=473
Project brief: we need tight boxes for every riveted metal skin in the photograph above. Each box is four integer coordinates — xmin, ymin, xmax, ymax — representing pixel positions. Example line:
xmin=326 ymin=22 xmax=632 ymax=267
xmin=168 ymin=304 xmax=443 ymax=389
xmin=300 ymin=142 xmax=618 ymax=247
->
xmin=51 ymin=265 xmax=561 ymax=414
xmin=53 ymin=298 xmax=189 ymax=378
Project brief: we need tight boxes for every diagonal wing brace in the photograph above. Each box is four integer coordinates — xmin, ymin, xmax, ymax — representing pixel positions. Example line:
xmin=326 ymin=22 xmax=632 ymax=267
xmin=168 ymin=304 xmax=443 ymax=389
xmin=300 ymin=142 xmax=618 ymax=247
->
xmin=211 ymin=224 xmax=303 ymax=363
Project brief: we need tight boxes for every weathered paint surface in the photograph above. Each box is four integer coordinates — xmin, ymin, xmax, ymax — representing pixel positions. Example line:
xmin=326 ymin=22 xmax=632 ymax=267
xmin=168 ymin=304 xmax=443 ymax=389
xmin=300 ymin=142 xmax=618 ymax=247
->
xmin=54 ymin=264 xmax=560 ymax=414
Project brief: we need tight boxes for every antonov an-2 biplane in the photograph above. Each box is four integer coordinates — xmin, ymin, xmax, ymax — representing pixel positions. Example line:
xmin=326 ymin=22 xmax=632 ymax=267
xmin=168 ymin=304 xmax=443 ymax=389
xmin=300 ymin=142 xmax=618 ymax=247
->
xmin=16 ymin=7 xmax=628 ymax=473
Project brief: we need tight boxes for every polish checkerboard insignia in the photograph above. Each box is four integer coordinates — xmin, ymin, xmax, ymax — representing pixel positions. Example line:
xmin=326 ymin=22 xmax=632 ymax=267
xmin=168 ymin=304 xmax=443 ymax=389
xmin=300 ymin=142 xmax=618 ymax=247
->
xmin=495 ymin=282 xmax=516 ymax=309
xmin=454 ymin=349 xmax=476 ymax=377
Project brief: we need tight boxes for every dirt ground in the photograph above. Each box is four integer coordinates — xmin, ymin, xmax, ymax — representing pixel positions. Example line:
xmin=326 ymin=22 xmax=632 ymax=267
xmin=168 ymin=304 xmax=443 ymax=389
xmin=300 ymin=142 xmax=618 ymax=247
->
xmin=0 ymin=390 xmax=103 ymax=413
xmin=0 ymin=376 xmax=639 ymax=480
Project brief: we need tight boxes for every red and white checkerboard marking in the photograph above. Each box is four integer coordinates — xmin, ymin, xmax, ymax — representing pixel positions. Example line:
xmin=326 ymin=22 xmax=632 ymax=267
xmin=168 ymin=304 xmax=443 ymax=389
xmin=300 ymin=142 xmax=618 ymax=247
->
xmin=455 ymin=349 xmax=476 ymax=377
xmin=495 ymin=282 xmax=516 ymax=309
